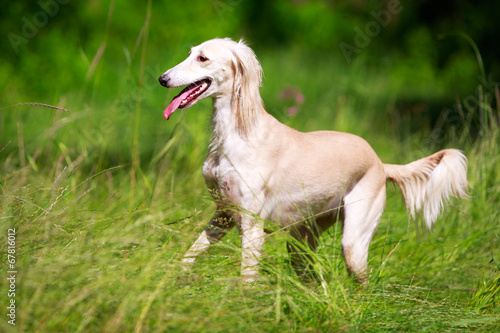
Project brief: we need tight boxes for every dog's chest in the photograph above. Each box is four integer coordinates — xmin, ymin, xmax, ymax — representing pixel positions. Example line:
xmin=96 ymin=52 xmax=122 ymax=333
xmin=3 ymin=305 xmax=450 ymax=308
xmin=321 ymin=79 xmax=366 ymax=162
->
xmin=202 ymin=144 xmax=261 ymax=206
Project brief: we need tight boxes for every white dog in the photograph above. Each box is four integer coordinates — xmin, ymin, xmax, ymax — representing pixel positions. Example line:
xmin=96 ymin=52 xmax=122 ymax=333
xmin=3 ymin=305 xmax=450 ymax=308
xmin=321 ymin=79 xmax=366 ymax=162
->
xmin=158 ymin=38 xmax=468 ymax=282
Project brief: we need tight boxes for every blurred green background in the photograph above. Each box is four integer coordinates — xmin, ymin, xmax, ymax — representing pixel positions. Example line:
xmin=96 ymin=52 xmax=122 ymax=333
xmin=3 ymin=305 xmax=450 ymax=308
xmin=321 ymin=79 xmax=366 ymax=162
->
xmin=1 ymin=0 xmax=499 ymax=169
xmin=1 ymin=1 xmax=500 ymax=331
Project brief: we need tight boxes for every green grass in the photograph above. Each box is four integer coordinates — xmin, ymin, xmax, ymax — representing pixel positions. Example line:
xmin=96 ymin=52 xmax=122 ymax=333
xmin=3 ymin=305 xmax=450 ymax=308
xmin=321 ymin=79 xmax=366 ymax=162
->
xmin=1 ymin=10 xmax=500 ymax=331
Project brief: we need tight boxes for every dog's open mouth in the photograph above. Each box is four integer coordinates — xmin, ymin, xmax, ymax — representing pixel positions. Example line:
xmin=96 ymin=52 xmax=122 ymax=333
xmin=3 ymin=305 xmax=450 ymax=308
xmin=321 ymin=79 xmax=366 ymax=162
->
xmin=163 ymin=79 xmax=211 ymax=120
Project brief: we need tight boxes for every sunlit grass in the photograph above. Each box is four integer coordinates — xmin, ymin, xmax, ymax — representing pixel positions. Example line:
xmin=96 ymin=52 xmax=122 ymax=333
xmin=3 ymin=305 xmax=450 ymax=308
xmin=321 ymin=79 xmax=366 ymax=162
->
xmin=1 ymin=10 xmax=499 ymax=332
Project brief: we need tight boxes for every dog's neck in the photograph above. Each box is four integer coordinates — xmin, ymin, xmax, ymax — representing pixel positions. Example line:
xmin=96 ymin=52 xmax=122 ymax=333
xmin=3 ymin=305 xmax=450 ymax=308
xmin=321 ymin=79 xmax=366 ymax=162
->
xmin=210 ymin=93 xmax=266 ymax=149
xmin=211 ymin=94 xmax=235 ymax=139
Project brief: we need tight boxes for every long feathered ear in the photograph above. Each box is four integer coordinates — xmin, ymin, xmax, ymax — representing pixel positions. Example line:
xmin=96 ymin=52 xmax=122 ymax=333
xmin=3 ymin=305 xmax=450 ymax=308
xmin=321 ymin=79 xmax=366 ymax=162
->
xmin=231 ymin=40 xmax=264 ymax=135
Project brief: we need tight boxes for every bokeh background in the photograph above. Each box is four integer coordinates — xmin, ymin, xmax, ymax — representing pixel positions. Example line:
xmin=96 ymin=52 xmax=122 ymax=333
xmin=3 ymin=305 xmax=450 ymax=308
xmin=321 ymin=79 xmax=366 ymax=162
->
xmin=1 ymin=0 xmax=499 ymax=166
xmin=1 ymin=1 xmax=499 ymax=332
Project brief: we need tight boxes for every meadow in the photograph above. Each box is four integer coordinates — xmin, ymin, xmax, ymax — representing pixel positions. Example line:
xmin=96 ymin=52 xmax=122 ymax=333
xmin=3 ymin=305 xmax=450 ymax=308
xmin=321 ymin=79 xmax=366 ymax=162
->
xmin=1 ymin=1 xmax=499 ymax=332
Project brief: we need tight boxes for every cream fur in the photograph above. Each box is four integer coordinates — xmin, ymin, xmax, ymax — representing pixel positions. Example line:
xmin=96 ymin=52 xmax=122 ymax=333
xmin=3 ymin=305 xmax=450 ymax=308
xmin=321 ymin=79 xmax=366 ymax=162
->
xmin=158 ymin=38 xmax=469 ymax=283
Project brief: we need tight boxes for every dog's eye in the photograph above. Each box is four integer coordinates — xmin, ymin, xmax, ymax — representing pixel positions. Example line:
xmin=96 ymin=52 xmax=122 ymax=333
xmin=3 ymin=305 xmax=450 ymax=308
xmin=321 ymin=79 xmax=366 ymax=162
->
xmin=197 ymin=55 xmax=209 ymax=62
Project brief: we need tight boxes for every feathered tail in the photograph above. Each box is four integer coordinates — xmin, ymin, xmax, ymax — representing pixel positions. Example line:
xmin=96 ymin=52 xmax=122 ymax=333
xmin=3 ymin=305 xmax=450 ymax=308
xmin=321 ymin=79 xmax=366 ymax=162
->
xmin=384 ymin=149 xmax=469 ymax=229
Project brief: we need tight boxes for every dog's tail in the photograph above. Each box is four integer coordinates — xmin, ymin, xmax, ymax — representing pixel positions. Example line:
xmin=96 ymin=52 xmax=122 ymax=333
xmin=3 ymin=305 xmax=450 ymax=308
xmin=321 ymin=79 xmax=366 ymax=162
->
xmin=384 ymin=149 xmax=469 ymax=229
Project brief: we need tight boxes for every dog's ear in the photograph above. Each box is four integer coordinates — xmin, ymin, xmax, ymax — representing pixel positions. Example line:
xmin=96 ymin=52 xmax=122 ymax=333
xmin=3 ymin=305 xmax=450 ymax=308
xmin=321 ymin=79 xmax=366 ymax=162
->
xmin=231 ymin=51 xmax=245 ymax=104
xmin=231 ymin=41 xmax=263 ymax=135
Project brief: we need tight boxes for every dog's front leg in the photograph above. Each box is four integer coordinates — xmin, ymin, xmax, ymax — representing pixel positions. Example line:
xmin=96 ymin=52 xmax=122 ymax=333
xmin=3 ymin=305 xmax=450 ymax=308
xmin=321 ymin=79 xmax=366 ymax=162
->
xmin=240 ymin=217 xmax=266 ymax=281
xmin=182 ymin=211 xmax=234 ymax=269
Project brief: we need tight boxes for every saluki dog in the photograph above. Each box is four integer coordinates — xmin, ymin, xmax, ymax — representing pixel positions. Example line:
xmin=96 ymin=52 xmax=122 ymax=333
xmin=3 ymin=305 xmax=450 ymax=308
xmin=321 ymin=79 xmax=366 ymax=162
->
xmin=158 ymin=38 xmax=468 ymax=283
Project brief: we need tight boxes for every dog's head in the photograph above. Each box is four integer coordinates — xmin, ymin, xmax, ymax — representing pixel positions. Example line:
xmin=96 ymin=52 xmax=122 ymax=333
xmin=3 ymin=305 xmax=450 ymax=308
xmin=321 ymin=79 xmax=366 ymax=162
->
xmin=159 ymin=38 xmax=263 ymax=122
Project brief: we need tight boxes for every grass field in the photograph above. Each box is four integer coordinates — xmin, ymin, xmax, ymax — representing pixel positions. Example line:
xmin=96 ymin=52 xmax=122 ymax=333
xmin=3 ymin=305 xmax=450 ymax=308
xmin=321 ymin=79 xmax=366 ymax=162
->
xmin=1 ymin=4 xmax=500 ymax=331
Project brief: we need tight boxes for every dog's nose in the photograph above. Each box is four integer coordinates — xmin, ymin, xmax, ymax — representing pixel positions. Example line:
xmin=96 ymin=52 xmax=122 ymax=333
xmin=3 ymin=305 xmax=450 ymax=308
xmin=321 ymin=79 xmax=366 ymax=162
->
xmin=158 ymin=75 xmax=170 ymax=87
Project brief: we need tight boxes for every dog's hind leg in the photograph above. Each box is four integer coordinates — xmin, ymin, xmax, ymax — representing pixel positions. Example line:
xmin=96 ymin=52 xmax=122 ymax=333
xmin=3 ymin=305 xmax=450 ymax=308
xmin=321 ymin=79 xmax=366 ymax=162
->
xmin=341 ymin=174 xmax=386 ymax=283
xmin=182 ymin=211 xmax=235 ymax=267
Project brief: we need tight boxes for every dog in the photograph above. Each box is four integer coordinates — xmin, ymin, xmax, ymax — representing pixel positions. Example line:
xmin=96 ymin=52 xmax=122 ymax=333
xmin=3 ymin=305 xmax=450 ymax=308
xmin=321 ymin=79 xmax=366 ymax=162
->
xmin=158 ymin=38 xmax=468 ymax=283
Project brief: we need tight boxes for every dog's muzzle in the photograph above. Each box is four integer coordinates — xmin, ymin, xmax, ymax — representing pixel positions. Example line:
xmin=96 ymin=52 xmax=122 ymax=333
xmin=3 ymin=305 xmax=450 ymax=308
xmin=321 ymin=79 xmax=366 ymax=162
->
xmin=158 ymin=74 xmax=170 ymax=87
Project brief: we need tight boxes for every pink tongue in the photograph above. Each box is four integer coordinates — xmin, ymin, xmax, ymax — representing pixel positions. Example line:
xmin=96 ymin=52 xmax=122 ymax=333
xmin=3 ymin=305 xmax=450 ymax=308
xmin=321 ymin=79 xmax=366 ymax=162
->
xmin=163 ymin=85 xmax=199 ymax=120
